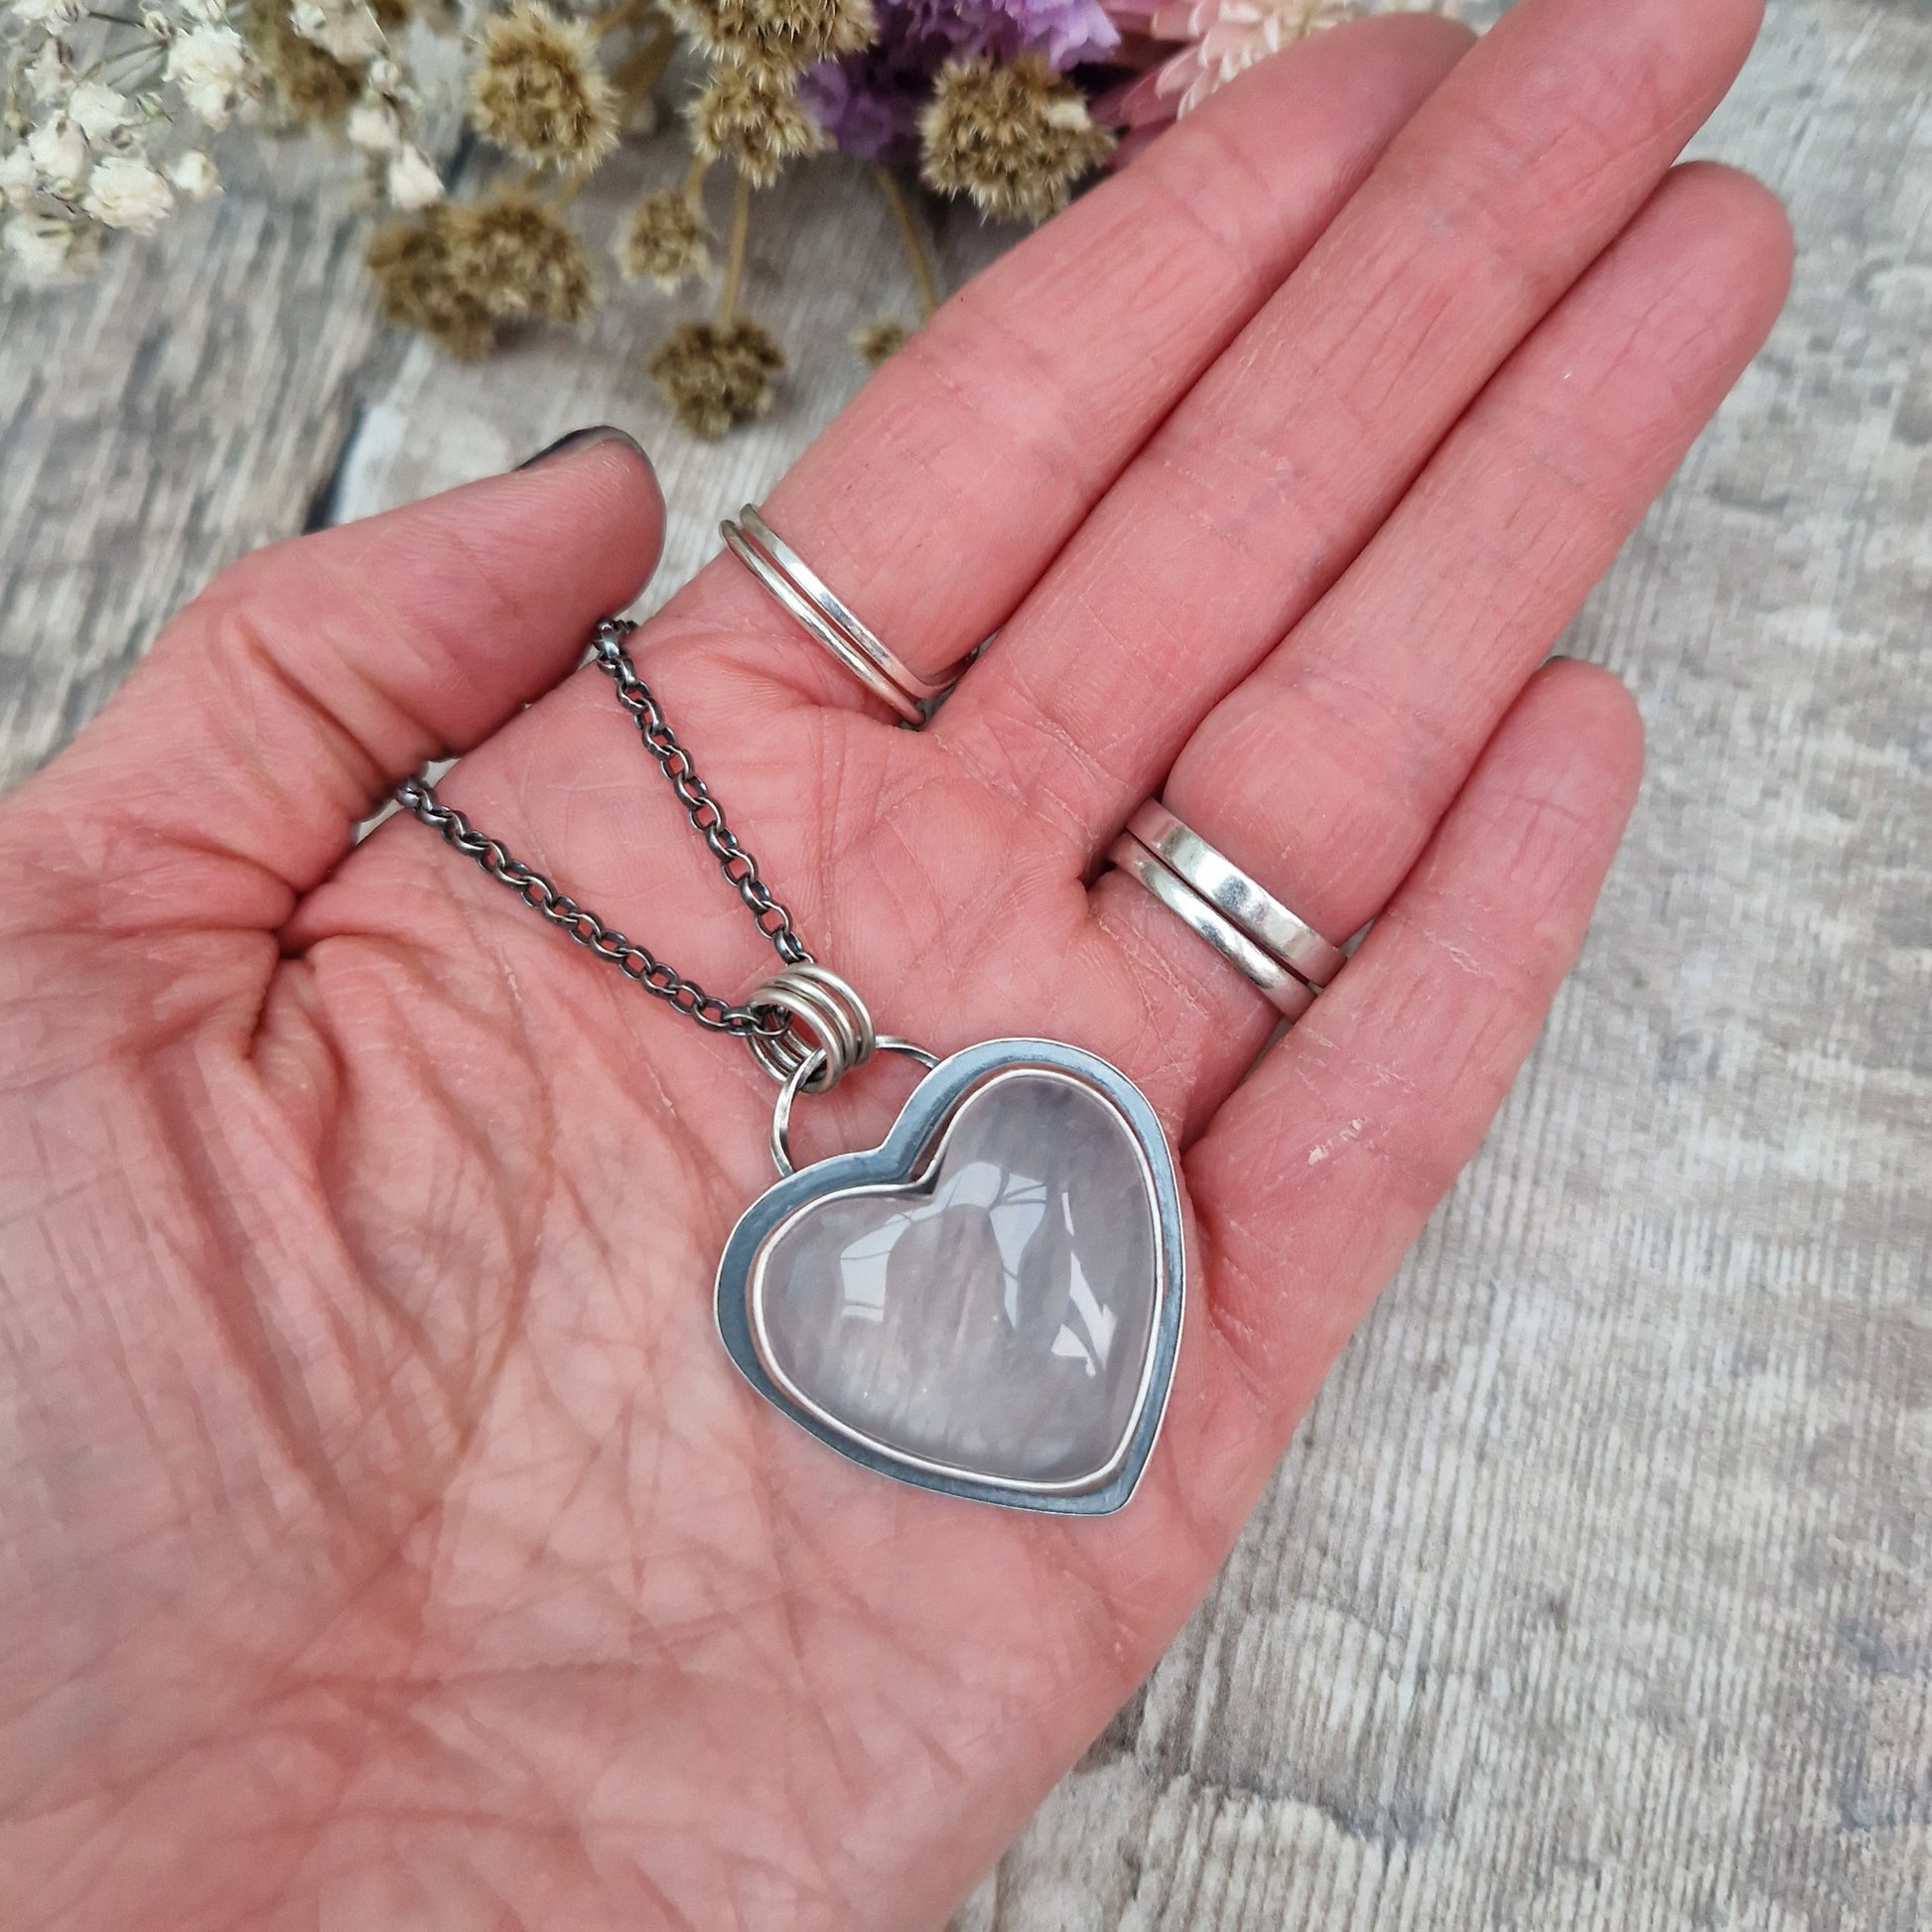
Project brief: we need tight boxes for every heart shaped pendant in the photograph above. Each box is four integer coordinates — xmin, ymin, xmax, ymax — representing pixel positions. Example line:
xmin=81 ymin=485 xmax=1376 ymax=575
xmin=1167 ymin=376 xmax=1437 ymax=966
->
xmin=716 ymin=1038 xmax=1184 ymax=1514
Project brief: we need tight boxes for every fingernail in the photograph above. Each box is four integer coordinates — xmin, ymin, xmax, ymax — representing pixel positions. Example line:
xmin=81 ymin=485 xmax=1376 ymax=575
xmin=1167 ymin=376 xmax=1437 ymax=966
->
xmin=516 ymin=425 xmax=654 ymax=477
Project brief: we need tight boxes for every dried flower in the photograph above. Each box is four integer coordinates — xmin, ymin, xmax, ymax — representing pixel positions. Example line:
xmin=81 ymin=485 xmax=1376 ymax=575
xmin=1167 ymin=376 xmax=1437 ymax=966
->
xmin=69 ymin=82 xmax=136 ymax=145
xmin=448 ymin=189 xmax=592 ymax=323
xmin=620 ymin=186 xmax=711 ymax=290
xmin=10 ymin=0 xmax=78 ymax=26
xmin=291 ymin=0 xmax=383 ymax=67
xmin=670 ymin=0 xmax=874 ymax=75
xmin=689 ymin=65 xmax=820 ymax=187
xmin=366 ymin=204 xmax=495 ymax=356
xmin=0 ymin=145 xmax=37 ymax=209
xmin=1097 ymin=0 xmax=1353 ymax=130
xmin=648 ymin=316 xmax=782 ymax=436
xmin=851 ymin=315 xmax=908 ymax=364
xmin=385 ymin=142 xmax=442 ymax=207
xmin=469 ymin=3 xmax=619 ymax=170
xmin=246 ymin=0 xmax=364 ymax=125
xmin=4 ymin=212 xmax=81 ymax=278
xmin=24 ymin=35 xmax=72 ymax=104
xmin=345 ymin=96 xmax=401 ymax=150
xmin=169 ymin=149 xmax=221 ymax=198
xmin=799 ymin=0 xmax=1117 ymax=164
xmin=920 ymin=53 xmax=1110 ymax=220
xmin=166 ymin=24 xmax=254 ymax=130
xmin=82 ymin=153 xmax=175 ymax=232
xmin=28 ymin=117 xmax=86 ymax=195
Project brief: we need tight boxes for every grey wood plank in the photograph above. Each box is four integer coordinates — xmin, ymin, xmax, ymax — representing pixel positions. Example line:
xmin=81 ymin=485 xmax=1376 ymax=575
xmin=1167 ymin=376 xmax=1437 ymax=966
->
xmin=0 ymin=142 xmax=397 ymax=788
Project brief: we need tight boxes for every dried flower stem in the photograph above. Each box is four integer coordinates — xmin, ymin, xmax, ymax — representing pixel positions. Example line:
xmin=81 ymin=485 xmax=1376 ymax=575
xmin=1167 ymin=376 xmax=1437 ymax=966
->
xmin=685 ymin=150 xmax=712 ymax=197
xmin=593 ymin=0 xmax=647 ymax=40
xmin=611 ymin=22 xmax=677 ymax=97
xmin=875 ymin=165 xmax=937 ymax=321
xmin=717 ymin=166 xmax=751 ymax=323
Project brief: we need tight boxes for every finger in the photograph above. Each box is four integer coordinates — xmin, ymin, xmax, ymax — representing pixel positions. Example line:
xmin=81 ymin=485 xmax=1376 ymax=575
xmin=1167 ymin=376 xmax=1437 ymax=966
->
xmin=1170 ymin=661 xmax=1642 ymax=1531
xmin=937 ymin=0 xmax=1764 ymax=830
xmin=0 ymin=432 xmax=663 ymax=932
xmin=1078 ymin=161 xmax=1790 ymax=1131
xmin=642 ymin=13 xmax=1472 ymax=712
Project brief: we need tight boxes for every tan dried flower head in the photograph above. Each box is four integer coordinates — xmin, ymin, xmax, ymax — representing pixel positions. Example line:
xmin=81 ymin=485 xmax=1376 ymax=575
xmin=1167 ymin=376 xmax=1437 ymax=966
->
xmin=689 ymin=66 xmax=820 ymax=188
xmin=669 ymin=0 xmax=873 ymax=76
xmin=245 ymin=0 xmax=363 ymax=125
xmin=470 ymin=2 xmax=620 ymax=170
xmin=648 ymin=317 xmax=783 ymax=437
xmin=366 ymin=206 xmax=495 ymax=358
xmin=621 ymin=188 xmax=712 ymax=290
xmin=851 ymin=317 xmax=908 ymax=366
xmin=920 ymin=54 xmax=1113 ymax=223
xmin=448 ymin=191 xmax=594 ymax=325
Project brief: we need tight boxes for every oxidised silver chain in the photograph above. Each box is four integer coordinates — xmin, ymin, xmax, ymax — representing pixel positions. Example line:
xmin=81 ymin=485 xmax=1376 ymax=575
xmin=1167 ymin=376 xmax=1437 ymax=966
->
xmin=393 ymin=618 xmax=808 ymax=1039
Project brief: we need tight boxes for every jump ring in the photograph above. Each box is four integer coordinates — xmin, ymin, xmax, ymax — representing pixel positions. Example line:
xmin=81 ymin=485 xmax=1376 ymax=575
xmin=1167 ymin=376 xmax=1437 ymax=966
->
xmin=746 ymin=963 xmax=880 ymax=1093
xmin=769 ymin=1036 xmax=941 ymax=1176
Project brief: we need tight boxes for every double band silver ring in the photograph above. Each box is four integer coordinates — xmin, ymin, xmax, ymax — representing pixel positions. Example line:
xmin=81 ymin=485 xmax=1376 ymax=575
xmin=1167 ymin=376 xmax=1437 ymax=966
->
xmin=1110 ymin=802 xmax=1343 ymax=1017
xmin=722 ymin=506 xmax=975 ymax=726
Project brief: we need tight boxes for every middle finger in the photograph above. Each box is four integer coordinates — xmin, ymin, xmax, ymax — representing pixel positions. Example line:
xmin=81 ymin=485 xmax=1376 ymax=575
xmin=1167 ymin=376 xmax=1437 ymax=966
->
xmin=935 ymin=0 xmax=1764 ymax=840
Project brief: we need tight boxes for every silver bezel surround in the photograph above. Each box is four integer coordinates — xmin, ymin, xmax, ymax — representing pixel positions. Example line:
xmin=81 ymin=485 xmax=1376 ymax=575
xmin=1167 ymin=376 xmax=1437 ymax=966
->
xmin=715 ymin=1039 xmax=1186 ymax=1515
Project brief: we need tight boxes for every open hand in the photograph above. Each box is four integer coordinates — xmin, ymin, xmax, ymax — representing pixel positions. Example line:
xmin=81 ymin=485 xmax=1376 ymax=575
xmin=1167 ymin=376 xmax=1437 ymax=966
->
xmin=0 ymin=0 xmax=1791 ymax=1922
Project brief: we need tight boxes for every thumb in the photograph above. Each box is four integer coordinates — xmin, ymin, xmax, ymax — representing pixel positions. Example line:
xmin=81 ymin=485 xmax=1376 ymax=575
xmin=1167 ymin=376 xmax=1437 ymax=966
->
xmin=0 ymin=427 xmax=662 ymax=935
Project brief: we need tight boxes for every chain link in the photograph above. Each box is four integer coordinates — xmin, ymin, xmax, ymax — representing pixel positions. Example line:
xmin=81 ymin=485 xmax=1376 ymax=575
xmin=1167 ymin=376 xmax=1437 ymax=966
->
xmin=392 ymin=618 xmax=810 ymax=1038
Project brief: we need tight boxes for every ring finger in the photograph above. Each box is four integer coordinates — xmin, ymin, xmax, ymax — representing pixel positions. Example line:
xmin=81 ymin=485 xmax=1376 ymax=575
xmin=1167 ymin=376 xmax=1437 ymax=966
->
xmin=1078 ymin=161 xmax=1793 ymax=1130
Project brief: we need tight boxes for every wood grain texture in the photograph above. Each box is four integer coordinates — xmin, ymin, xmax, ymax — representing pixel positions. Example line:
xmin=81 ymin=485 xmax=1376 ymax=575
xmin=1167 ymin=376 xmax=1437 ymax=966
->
xmin=1 ymin=1 xmax=1926 ymax=1924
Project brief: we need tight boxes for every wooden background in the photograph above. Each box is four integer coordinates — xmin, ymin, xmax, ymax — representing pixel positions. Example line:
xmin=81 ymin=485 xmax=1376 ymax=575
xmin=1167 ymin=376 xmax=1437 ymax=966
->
xmin=2 ymin=0 xmax=1928 ymax=1923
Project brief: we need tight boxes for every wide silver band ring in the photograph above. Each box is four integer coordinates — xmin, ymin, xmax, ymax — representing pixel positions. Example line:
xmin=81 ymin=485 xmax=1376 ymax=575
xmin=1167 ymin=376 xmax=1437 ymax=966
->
xmin=1106 ymin=835 xmax=1318 ymax=1020
xmin=1126 ymin=801 xmax=1346 ymax=990
xmin=722 ymin=506 xmax=975 ymax=727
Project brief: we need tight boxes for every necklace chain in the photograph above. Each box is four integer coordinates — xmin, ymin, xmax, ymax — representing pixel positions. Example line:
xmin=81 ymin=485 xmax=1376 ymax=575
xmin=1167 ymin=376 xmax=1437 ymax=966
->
xmin=392 ymin=619 xmax=809 ymax=1038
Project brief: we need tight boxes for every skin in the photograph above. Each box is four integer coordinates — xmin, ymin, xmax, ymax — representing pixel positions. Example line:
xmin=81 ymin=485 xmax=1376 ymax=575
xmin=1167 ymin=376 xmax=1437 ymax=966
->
xmin=0 ymin=0 xmax=1793 ymax=1923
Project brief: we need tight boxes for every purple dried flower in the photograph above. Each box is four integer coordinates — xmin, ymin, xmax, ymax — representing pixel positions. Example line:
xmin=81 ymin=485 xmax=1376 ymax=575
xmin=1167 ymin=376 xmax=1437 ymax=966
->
xmin=801 ymin=0 xmax=1118 ymax=163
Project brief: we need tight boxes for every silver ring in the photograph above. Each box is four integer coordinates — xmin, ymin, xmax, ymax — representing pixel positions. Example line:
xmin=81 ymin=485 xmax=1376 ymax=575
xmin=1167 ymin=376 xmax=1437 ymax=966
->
xmin=722 ymin=506 xmax=975 ymax=726
xmin=1127 ymin=801 xmax=1345 ymax=990
xmin=1107 ymin=835 xmax=1317 ymax=1020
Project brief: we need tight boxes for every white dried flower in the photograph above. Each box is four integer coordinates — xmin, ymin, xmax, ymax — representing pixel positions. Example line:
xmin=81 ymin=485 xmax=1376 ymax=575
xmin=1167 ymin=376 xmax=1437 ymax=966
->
xmin=182 ymin=0 xmax=229 ymax=20
xmin=28 ymin=117 xmax=86 ymax=194
xmin=385 ymin=143 xmax=441 ymax=208
xmin=345 ymin=97 xmax=400 ymax=151
xmin=0 ymin=146 xmax=37 ymax=208
xmin=69 ymin=82 xmax=135 ymax=145
xmin=168 ymin=148 xmax=219 ymax=198
xmin=4 ymin=211 xmax=80 ymax=278
xmin=9 ymin=0 xmax=80 ymax=26
xmin=291 ymin=0 xmax=383 ymax=66
xmin=82 ymin=151 xmax=174 ymax=231
xmin=26 ymin=37 xmax=71 ymax=103
xmin=364 ymin=55 xmax=401 ymax=92
xmin=166 ymin=25 xmax=251 ymax=129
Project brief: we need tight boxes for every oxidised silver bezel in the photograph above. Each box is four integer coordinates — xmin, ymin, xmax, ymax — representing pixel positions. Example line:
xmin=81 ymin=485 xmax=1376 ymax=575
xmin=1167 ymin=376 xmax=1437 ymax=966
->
xmin=714 ymin=1039 xmax=1185 ymax=1515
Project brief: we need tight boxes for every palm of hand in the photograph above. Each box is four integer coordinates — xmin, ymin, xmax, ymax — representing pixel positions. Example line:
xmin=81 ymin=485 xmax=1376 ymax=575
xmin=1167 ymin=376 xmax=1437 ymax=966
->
xmin=1 ymin=3 xmax=1789 ymax=1925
